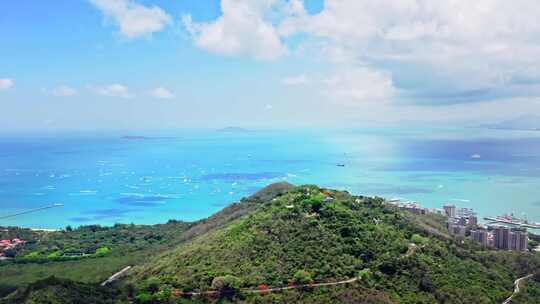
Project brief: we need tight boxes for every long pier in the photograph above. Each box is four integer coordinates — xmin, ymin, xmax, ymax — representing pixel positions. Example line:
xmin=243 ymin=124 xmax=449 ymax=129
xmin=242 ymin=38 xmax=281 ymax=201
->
xmin=484 ymin=217 xmax=540 ymax=229
xmin=0 ymin=203 xmax=64 ymax=220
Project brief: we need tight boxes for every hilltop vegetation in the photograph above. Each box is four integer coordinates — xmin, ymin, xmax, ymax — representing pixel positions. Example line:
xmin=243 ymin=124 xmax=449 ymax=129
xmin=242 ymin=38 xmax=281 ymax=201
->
xmin=3 ymin=183 xmax=540 ymax=303
xmin=131 ymin=185 xmax=540 ymax=303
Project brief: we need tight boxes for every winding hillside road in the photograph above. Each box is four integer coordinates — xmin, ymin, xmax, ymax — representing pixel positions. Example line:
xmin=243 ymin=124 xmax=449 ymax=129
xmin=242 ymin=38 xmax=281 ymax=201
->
xmin=183 ymin=276 xmax=360 ymax=297
xmin=101 ymin=264 xmax=535 ymax=302
xmin=247 ymin=276 xmax=360 ymax=294
xmin=502 ymin=274 xmax=533 ymax=304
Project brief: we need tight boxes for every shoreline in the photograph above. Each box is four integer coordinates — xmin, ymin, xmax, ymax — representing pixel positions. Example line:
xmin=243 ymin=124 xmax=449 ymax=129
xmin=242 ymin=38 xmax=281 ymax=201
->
xmin=29 ymin=228 xmax=61 ymax=232
xmin=2 ymin=195 xmax=540 ymax=236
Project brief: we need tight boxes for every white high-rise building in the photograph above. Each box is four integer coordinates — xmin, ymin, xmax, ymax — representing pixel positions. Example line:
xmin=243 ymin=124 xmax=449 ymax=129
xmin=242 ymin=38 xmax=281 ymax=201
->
xmin=443 ymin=204 xmax=456 ymax=218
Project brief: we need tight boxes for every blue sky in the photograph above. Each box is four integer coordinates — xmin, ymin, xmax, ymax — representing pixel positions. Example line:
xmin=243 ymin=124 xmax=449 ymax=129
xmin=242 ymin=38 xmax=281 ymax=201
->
xmin=1 ymin=0 xmax=540 ymax=131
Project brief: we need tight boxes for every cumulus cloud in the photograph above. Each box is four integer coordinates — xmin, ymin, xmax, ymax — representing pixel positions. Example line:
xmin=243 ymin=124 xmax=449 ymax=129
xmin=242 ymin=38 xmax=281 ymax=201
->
xmin=0 ymin=78 xmax=14 ymax=90
xmin=92 ymin=84 xmax=133 ymax=98
xmin=149 ymin=87 xmax=174 ymax=99
xmin=90 ymin=0 xmax=171 ymax=39
xmin=280 ymin=0 xmax=540 ymax=104
xmin=52 ymin=85 xmax=78 ymax=97
xmin=184 ymin=0 xmax=540 ymax=106
xmin=182 ymin=0 xmax=287 ymax=60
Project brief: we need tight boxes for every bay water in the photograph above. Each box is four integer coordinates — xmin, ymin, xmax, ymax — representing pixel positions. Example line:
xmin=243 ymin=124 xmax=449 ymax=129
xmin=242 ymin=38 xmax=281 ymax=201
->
xmin=1 ymin=128 xmax=539 ymax=229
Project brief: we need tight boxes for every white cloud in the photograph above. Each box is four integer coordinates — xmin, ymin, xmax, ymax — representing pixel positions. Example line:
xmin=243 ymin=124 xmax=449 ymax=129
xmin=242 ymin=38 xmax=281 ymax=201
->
xmin=93 ymin=84 xmax=133 ymax=98
xmin=149 ymin=87 xmax=174 ymax=99
xmin=52 ymin=85 xmax=78 ymax=97
xmin=282 ymin=74 xmax=310 ymax=86
xmin=187 ymin=0 xmax=540 ymax=106
xmin=88 ymin=0 xmax=540 ymax=111
xmin=0 ymin=78 xmax=14 ymax=90
xmin=90 ymin=0 xmax=171 ymax=39
xmin=279 ymin=0 xmax=540 ymax=103
xmin=182 ymin=0 xmax=287 ymax=60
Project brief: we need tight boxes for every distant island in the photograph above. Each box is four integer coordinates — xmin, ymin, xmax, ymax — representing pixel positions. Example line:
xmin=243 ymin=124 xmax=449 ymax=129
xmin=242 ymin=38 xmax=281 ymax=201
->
xmin=121 ymin=136 xmax=176 ymax=140
xmin=217 ymin=127 xmax=251 ymax=133
xmin=121 ymin=136 xmax=149 ymax=140
xmin=1 ymin=183 xmax=540 ymax=303
xmin=487 ymin=115 xmax=540 ymax=131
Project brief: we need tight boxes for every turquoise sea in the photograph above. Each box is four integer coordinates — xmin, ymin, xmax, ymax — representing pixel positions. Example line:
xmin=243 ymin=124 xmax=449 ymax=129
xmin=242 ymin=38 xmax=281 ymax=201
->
xmin=1 ymin=128 xmax=540 ymax=229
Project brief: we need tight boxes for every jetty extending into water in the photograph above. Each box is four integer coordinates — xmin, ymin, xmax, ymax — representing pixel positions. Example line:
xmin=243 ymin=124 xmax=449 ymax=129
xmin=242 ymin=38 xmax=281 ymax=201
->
xmin=0 ymin=203 xmax=64 ymax=220
xmin=484 ymin=215 xmax=540 ymax=230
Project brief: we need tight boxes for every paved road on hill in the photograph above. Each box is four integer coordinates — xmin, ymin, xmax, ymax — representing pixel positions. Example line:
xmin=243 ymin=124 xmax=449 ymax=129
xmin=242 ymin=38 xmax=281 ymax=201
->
xmin=183 ymin=276 xmax=360 ymax=297
xmin=502 ymin=274 xmax=533 ymax=304
xmin=101 ymin=266 xmax=132 ymax=286
xmin=102 ymin=261 xmax=531 ymax=302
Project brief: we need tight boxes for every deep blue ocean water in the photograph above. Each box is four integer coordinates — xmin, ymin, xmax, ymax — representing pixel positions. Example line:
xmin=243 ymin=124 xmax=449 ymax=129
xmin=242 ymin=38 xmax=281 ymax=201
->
xmin=1 ymin=128 xmax=540 ymax=229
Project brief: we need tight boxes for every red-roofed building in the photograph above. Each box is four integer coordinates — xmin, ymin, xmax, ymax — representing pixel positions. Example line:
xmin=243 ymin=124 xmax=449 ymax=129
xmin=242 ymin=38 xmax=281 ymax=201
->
xmin=0 ymin=239 xmax=24 ymax=252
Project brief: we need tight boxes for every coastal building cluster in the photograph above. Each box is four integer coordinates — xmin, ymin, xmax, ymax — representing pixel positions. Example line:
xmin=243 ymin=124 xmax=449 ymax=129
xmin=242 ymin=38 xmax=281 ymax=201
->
xmin=0 ymin=238 xmax=24 ymax=259
xmin=388 ymin=199 xmax=530 ymax=252
xmin=467 ymin=225 xmax=528 ymax=251
xmin=445 ymin=204 xmax=478 ymax=236
xmin=387 ymin=199 xmax=444 ymax=216
xmin=443 ymin=204 xmax=529 ymax=251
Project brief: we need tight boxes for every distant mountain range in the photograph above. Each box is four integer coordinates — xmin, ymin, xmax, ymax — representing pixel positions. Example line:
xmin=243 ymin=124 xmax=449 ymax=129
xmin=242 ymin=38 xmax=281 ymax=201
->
xmin=488 ymin=115 xmax=540 ymax=131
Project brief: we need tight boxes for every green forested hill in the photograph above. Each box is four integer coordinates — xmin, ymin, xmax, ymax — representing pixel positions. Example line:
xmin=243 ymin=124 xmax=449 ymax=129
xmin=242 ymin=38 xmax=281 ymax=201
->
xmin=130 ymin=185 xmax=540 ymax=303
xmin=3 ymin=183 xmax=540 ymax=303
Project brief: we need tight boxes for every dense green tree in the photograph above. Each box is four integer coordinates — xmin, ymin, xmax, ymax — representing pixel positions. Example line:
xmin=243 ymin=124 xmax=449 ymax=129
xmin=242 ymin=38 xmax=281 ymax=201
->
xmin=293 ymin=270 xmax=313 ymax=285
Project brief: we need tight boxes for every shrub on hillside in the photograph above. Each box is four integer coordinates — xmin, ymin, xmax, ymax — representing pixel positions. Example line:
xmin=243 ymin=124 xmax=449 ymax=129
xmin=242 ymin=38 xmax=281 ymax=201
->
xmin=411 ymin=234 xmax=429 ymax=245
xmin=293 ymin=270 xmax=313 ymax=285
xmin=211 ymin=275 xmax=241 ymax=297
xmin=93 ymin=246 xmax=110 ymax=257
